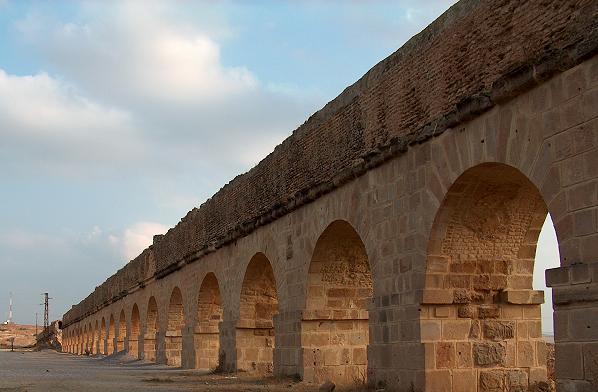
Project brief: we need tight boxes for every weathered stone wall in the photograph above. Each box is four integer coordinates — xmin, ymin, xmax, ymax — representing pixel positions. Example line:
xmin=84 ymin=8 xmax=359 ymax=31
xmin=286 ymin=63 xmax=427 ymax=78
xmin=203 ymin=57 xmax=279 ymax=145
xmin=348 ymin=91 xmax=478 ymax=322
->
xmin=63 ymin=0 xmax=597 ymax=327
xmin=62 ymin=1 xmax=598 ymax=391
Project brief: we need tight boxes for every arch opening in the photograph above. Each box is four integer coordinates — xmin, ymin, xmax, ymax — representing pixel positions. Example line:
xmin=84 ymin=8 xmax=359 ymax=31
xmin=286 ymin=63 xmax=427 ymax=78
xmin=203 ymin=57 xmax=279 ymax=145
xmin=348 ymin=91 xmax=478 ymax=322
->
xmin=302 ymin=220 xmax=372 ymax=385
xmin=92 ymin=320 xmax=98 ymax=355
xmin=82 ymin=326 xmax=88 ymax=355
xmin=129 ymin=304 xmax=140 ymax=358
xmin=425 ymin=163 xmax=552 ymax=390
xmin=117 ymin=310 xmax=126 ymax=352
xmin=145 ymin=296 xmax=159 ymax=362
xmin=166 ymin=287 xmax=185 ymax=367
xmin=195 ymin=273 xmax=223 ymax=370
xmin=87 ymin=323 xmax=92 ymax=354
xmin=108 ymin=315 xmax=115 ymax=355
xmin=100 ymin=317 xmax=106 ymax=355
xmin=237 ymin=253 xmax=279 ymax=374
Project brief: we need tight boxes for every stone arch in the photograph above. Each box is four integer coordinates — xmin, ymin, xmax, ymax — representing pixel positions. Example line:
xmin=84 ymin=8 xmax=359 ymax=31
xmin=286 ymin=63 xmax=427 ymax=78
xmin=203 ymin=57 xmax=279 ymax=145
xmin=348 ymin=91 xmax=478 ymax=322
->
xmin=237 ymin=252 xmax=279 ymax=374
xmin=117 ymin=309 xmax=126 ymax=352
xmin=79 ymin=326 xmax=83 ymax=354
xmin=166 ymin=286 xmax=185 ymax=366
xmin=82 ymin=325 xmax=87 ymax=355
xmin=87 ymin=323 xmax=92 ymax=354
xmin=302 ymin=220 xmax=373 ymax=385
xmin=108 ymin=314 xmax=115 ymax=355
xmin=100 ymin=317 xmax=106 ymax=354
xmin=129 ymin=303 xmax=140 ymax=358
xmin=194 ymin=272 xmax=223 ymax=370
xmin=423 ymin=162 xmax=550 ymax=390
xmin=145 ymin=296 xmax=159 ymax=362
xmin=93 ymin=320 xmax=98 ymax=354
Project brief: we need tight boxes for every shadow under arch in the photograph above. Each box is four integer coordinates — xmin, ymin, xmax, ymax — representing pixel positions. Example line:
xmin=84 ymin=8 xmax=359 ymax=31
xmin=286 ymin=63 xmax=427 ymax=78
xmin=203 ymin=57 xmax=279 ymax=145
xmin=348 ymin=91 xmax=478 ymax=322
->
xmin=87 ymin=322 xmax=92 ymax=354
xmin=302 ymin=219 xmax=373 ymax=385
xmin=117 ymin=309 xmax=126 ymax=352
xmin=424 ymin=162 xmax=553 ymax=389
xmin=82 ymin=325 xmax=88 ymax=355
xmin=99 ymin=317 xmax=106 ymax=355
xmin=166 ymin=287 xmax=185 ymax=367
xmin=145 ymin=296 xmax=159 ymax=362
xmin=236 ymin=252 xmax=279 ymax=374
xmin=92 ymin=320 xmax=98 ymax=354
xmin=108 ymin=314 xmax=115 ymax=355
xmin=195 ymin=272 xmax=223 ymax=370
xmin=130 ymin=303 xmax=141 ymax=358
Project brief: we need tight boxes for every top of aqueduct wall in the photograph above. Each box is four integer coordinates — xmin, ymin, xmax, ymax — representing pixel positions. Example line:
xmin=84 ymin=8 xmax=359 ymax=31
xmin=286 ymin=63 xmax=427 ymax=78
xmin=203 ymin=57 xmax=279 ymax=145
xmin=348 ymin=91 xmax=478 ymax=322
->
xmin=63 ymin=0 xmax=598 ymax=327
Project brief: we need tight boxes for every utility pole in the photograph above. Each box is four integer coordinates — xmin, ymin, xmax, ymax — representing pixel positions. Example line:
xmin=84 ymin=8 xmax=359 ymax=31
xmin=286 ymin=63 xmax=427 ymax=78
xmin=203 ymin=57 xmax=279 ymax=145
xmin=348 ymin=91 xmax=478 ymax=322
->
xmin=42 ymin=293 xmax=51 ymax=333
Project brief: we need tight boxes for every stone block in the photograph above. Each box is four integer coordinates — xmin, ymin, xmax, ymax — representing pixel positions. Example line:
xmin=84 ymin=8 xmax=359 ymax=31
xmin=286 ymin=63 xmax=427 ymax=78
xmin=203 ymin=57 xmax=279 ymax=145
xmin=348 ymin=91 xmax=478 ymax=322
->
xmin=555 ymin=343 xmax=584 ymax=380
xmin=436 ymin=342 xmax=455 ymax=369
xmin=442 ymin=320 xmax=471 ymax=340
xmin=506 ymin=369 xmax=528 ymax=391
xmin=479 ymin=370 xmax=504 ymax=392
xmin=434 ymin=306 xmax=451 ymax=318
xmin=478 ymin=306 xmax=500 ymax=319
xmin=529 ymin=367 xmax=548 ymax=385
xmin=452 ymin=369 xmax=476 ymax=392
xmin=517 ymin=341 xmax=535 ymax=367
xmin=528 ymin=321 xmax=542 ymax=338
xmin=458 ymin=305 xmax=475 ymax=319
xmin=425 ymin=370 xmax=452 ymax=392
xmin=536 ymin=341 xmax=547 ymax=367
xmin=501 ymin=305 xmax=523 ymax=319
xmin=483 ymin=321 xmax=515 ymax=341
xmin=582 ymin=342 xmax=598 ymax=382
xmin=421 ymin=289 xmax=454 ymax=305
xmin=473 ymin=342 xmax=506 ymax=367
xmin=570 ymin=263 xmax=592 ymax=284
xmin=574 ymin=209 xmax=596 ymax=237
xmin=569 ymin=308 xmax=598 ymax=340
xmin=456 ymin=342 xmax=473 ymax=368
xmin=523 ymin=306 xmax=541 ymax=320
xmin=500 ymin=290 xmax=544 ymax=304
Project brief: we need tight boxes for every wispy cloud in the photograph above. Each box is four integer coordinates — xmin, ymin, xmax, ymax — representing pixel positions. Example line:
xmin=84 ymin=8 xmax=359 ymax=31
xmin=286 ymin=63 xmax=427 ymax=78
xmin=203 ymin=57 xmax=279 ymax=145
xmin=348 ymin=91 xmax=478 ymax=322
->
xmin=5 ymin=2 xmax=318 ymax=182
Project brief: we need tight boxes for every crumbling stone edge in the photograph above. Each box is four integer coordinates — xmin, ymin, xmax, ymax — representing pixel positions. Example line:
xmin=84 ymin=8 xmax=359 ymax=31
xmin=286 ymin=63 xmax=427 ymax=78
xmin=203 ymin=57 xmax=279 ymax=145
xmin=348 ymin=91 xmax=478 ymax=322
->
xmin=63 ymin=28 xmax=598 ymax=329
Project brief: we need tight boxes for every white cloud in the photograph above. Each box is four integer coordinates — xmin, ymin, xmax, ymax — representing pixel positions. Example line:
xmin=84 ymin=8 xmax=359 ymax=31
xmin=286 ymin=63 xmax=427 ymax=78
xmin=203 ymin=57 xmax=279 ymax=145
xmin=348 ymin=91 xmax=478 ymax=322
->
xmin=0 ymin=69 xmax=145 ymax=176
xmin=4 ymin=2 xmax=317 ymax=181
xmin=16 ymin=5 xmax=257 ymax=104
xmin=121 ymin=222 xmax=168 ymax=261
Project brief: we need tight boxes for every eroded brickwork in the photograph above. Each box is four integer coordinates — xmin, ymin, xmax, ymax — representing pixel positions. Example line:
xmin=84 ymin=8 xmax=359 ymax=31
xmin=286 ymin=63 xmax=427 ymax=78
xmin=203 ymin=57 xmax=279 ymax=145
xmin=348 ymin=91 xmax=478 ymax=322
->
xmin=237 ymin=253 xmax=278 ymax=374
xmin=302 ymin=221 xmax=372 ymax=384
xmin=194 ymin=273 xmax=223 ymax=369
xmin=423 ymin=164 xmax=548 ymax=390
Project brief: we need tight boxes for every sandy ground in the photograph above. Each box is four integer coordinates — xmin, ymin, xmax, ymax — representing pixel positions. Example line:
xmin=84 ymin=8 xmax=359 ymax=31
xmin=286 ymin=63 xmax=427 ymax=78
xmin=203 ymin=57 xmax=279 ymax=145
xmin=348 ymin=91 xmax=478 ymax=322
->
xmin=0 ymin=324 xmax=37 ymax=349
xmin=0 ymin=350 xmax=325 ymax=392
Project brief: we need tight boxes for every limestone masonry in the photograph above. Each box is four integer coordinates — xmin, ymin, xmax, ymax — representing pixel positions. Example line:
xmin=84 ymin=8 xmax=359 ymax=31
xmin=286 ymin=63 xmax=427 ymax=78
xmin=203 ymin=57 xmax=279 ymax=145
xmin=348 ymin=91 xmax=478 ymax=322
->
xmin=63 ymin=0 xmax=598 ymax=391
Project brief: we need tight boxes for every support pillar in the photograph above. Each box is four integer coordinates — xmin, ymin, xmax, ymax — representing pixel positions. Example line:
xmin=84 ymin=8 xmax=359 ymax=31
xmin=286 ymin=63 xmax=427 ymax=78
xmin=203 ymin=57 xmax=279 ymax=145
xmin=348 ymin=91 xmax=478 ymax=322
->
xmin=218 ymin=319 xmax=237 ymax=372
xmin=547 ymin=264 xmax=598 ymax=391
xmin=274 ymin=310 xmax=302 ymax=379
xmin=181 ymin=324 xmax=196 ymax=369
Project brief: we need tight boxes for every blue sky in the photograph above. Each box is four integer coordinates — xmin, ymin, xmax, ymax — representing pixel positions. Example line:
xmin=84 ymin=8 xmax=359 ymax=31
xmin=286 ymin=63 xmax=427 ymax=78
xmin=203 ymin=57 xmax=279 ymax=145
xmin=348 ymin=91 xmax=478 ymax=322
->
xmin=0 ymin=0 xmax=559 ymax=332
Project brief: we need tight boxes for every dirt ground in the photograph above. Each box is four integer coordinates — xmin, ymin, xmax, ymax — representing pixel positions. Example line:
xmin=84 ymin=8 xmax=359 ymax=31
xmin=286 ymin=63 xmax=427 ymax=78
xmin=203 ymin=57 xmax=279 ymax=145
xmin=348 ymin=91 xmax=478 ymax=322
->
xmin=0 ymin=350 xmax=328 ymax=392
xmin=0 ymin=324 xmax=37 ymax=349
xmin=0 ymin=344 xmax=556 ymax=391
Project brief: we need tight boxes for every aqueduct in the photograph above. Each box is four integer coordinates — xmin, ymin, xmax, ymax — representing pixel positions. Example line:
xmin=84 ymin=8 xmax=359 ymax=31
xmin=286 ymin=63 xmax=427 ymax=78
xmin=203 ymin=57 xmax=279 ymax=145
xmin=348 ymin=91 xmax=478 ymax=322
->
xmin=62 ymin=0 xmax=598 ymax=390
